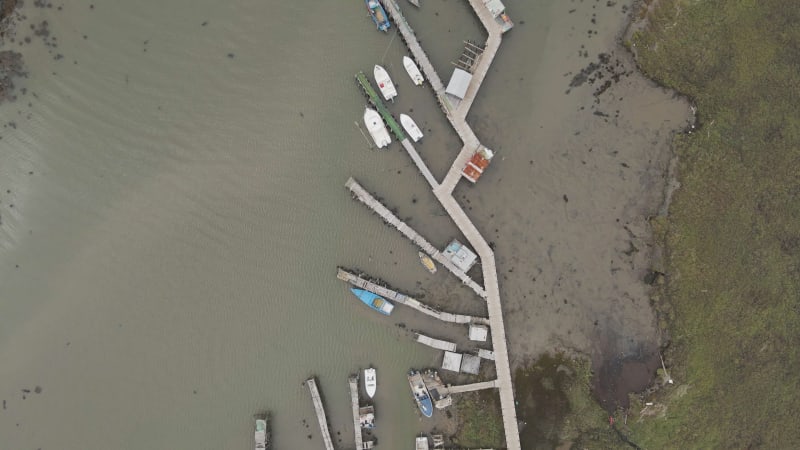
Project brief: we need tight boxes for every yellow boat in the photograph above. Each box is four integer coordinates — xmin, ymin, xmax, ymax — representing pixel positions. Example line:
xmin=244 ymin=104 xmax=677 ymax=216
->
xmin=418 ymin=252 xmax=437 ymax=274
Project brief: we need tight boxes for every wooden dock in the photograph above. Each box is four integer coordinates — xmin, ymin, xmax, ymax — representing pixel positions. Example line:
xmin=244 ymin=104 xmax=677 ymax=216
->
xmin=345 ymin=177 xmax=486 ymax=298
xmin=445 ymin=379 xmax=498 ymax=394
xmin=305 ymin=377 xmax=335 ymax=450
xmin=337 ymin=267 xmax=489 ymax=325
xmin=356 ymin=1 xmax=522 ymax=448
xmin=348 ymin=374 xmax=363 ymax=450
xmin=415 ymin=333 xmax=457 ymax=352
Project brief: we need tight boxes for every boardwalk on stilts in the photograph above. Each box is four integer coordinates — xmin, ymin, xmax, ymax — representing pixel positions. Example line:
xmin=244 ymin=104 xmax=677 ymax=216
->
xmin=305 ymin=377 xmax=335 ymax=450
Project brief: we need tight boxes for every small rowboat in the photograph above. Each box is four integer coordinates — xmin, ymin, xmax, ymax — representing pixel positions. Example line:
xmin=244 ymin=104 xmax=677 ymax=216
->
xmin=418 ymin=251 xmax=437 ymax=273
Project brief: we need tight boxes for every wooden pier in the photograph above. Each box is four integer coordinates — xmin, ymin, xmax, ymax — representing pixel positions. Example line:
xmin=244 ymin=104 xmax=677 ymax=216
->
xmin=345 ymin=177 xmax=486 ymax=298
xmin=337 ymin=267 xmax=488 ymax=325
xmin=348 ymin=375 xmax=364 ymax=450
xmin=305 ymin=377 xmax=335 ymax=450
xmin=355 ymin=1 xmax=522 ymax=448
xmin=445 ymin=379 xmax=498 ymax=394
xmin=356 ymin=71 xmax=406 ymax=142
xmin=415 ymin=333 xmax=457 ymax=352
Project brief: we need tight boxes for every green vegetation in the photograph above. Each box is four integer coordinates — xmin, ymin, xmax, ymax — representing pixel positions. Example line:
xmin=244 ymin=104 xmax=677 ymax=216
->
xmin=515 ymin=353 xmax=619 ymax=449
xmin=453 ymin=390 xmax=504 ymax=448
xmin=623 ymin=0 xmax=800 ymax=448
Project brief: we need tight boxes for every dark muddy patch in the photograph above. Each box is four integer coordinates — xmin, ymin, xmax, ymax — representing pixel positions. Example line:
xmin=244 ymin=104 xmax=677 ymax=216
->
xmin=514 ymin=352 xmax=576 ymax=449
xmin=591 ymin=330 xmax=660 ymax=411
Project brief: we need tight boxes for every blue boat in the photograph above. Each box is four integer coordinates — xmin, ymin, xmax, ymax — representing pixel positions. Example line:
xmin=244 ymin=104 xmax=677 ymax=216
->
xmin=408 ymin=370 xmax=434 ymax=418
xmin=365 ymin=0 xmax=391 ymax=32
xmin=351 ymin=288 xmax=395 ymax=315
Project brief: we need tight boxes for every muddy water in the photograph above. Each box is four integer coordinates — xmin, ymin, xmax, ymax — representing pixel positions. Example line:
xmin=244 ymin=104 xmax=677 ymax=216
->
xmin=0 ymin=0 xmax=690 ymax=448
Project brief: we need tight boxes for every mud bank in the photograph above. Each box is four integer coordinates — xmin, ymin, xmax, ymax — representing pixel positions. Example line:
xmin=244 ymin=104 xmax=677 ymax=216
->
xmin=0 ymin=0 xmax=25 ymax=104
xmin=447 ymin=0 xmax=693 ymax=407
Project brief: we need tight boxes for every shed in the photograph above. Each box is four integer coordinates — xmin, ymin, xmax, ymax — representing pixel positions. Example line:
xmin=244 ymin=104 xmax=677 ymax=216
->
xmin=460 ymin=354 xmax=481 ymax=375
xmin=483 ymin=0 xmax=506 ymax=17
xmin=445 ymin=68 xmax=473 ymax=100
xmin=469 ymin=324 xmax=489 ymax=342
xmin=443 ymin=239 xmax=478 ymax=272
xmin=442 ymin=351 xmax=463 ymax=372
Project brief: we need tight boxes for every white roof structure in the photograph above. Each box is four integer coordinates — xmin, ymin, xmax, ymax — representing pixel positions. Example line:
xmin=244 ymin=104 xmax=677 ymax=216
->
xmin=469 ymin=324 xmax=489 ymax=342
xmin=415 ymin=436 xmax=430 ymax=450
xmin=442 ymin=351 xmax=463 ymax=372
xmin=483 ymin=0 xmax=506 ymax=17
xmin=445 ymin=68 xmax=473 ymax=100
xmin=443 ymin=240 xmax=478 ymax=272
xmin=460 ymin=354 xmax=481 ymax=375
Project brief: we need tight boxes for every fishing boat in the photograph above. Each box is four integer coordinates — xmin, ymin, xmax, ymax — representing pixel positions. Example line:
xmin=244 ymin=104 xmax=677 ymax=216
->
xmin=403 ymin=56 xmax=424 ymax=85
xmin=364 ymin=367 xmax=377 ymax=398
xmin=374 ymin=65 xmax=398 ymax=102
xmin=418 ymin=251 xmax=437 ymax=273
xmin=363 ymin=107 xmax=392 ymax=149
xmin=408 ymin=370 xmax=434 ymax=418
xmin=254 ymin=413 xmax=270 ymax=450
xmin=351 ymin=287 xmax=395 ymax=316
xmin=400 ymin=114 xmax=424 ymax=142
xmin=365 ymin=0 xmax=391 ymax=32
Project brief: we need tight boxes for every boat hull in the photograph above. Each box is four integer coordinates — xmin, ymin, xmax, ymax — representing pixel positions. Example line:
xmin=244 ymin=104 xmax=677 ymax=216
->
xmin=400 ymin=113 xmax=424 ymax=142
xmin=408 ymin=370 xmax=434 ymax=418
xmin=418 ymin=251 xmax=437 ymax=273
xmin=351 ymin=288 xmax=395 ymax=315
xmin=403 ymin=56 xmax=424 ymax=86
xmin=365 ymin=0 xmax=391 ymax=32
xmin=364 ymin=367 xmax=377 ymax=398
xmin=374 ymin=65 xmax=398 ymax=101
xmin=363 ymin=107 xmax=392 ymax=149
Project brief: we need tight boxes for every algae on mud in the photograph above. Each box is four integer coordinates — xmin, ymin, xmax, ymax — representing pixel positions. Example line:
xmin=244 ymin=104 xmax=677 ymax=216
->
xmin=616 ymin=0 xmax=800 ymax=448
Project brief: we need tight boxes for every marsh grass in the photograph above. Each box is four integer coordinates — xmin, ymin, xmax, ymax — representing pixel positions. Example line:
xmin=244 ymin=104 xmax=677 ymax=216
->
xmin=624 ymin=0 xmax=800 ymax=447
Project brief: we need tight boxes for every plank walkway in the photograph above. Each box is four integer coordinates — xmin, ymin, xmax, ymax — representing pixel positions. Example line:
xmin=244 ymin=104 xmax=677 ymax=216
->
xmin=415 ymin=333 xmax=457 ymax=352
xmin=349 ymin=374 xmax=363 ymax=450
xmin=305 ymin=377 xmax=335 ymax=450
xmin=345 ymin=177 xmax=486 ymax=298
xmin=446 ymin=379 xmax=498 ymax=394
xmin=363 ymin=2 xmax=522 ymax=448
xmin=356 ymin=71 xmax=406 ymax=141
xmin=337 ymin=268 xmax=489 ymax=325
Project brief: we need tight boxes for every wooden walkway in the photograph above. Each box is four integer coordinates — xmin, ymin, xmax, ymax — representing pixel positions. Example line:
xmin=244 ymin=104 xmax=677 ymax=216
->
xmin=345 ymin=177 xmax=486 ymax=298
xmin=446 ymin=379 xmax=498 ymax=394
xmin=415 ymin=333 xmax=457 ymax=352
xmin=361 ymin=2 xmax=522 ymax=448
xmin=349 ymin=374 xmax=363 ymax=450
xmin=305 ymin=377 xmax=335 ymax=450
xmin=337 ymin=268 xmax=488 ymax=325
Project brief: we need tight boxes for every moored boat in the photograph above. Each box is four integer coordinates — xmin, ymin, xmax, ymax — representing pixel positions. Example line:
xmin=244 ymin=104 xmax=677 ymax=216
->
xmin=418 ymin=251 xmax=437 ymax=273
xmin=364 ymin=367 xmax=377 ymax=398
xmin=254 ymin=413 xmax=270 ymax=450
xmin=407 ymin=370 xmax=434 ymax=418
xmin=351 ymin=287 xmax=395 ymax=315
xmin=374 ymin=65 xmax=398 ymax=102
xmin=363 ymin=107 xmax=392 ymax=149
xmin=403 ymin=56 xmax=424 ymax=86
xmin=365 ymin=0 xmax=391 ymax=32
xmin=400 ymin=114 xmax=424 ymax=142
xmin=407 ymin=0 xmax=421 ymax=7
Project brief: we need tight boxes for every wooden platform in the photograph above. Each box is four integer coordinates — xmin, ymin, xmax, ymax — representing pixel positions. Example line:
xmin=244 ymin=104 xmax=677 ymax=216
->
xmin=415 ymin=333 xmax=457 ymax=352
xmin=305 ymin=377 xmax=335 ymax=450
xmin=349 ymin=374 xmax=364 ymax=450
xmin=345 ymin=177 xmax=486 ymax=298
xmin=337 ymin=267 xmax=488 ymax=325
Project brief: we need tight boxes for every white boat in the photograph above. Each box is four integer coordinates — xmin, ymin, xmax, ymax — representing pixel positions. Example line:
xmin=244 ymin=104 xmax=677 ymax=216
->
xmin=400 ymin=113 xmax=424 ymax=142
xmin=403 ymin=56 xmax=424 ymax=86
xmin=407 ymin=0 xmax=420 ymax=7
xmin=373 ymin=65 xmax=397 ymax=101
xmin=364 ymin=367 xmax=377 ymax=398
xmin=254 ymin=414 xmax=269 ymax=450
xmin=364 ymin=107 xmax=392 ymax=149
